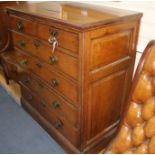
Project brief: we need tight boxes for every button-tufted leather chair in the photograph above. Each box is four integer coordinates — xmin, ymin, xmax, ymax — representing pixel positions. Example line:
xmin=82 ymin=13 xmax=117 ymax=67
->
xmin=105 ymin=41 xmax=155 ymax=154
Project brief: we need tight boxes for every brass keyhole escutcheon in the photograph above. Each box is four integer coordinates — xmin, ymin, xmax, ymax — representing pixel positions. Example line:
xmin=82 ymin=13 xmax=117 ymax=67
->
xmin=53 ymin=120 xmax=62 ymax=129
xmin=16 ymin=20 xmax=23 ymax=32
xmin=51 ymin=101 xmax=60 ymax=109
xmin=19 ymin=59 xmax=28 ymax=65
xmin=33 ymin=39 xmax=41 ymax=48
xmin=51 ymin=79 xmax=59 ymax=88
xmin=49 ymin=56 xmax=58 ymax=65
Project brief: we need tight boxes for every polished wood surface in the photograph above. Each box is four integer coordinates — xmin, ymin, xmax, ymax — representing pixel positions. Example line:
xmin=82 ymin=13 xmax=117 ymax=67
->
xmin=90 ymin=31 xmax=130 ymax=69
xmin=6 ymin=2 xmax=142 ymax=29
xmin=0 ymin=2 xmax=142 ymax=153
xmin=106 ymin=41 xmax=155 ymax=154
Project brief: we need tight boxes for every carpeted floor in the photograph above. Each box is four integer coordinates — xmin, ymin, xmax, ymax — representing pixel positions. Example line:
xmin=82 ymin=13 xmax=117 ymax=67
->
xmin=0 ymin=85 xmax=65 ymax=154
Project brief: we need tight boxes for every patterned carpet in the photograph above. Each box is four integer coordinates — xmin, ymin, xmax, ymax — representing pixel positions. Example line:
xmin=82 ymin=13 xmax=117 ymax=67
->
xmin=0 ymin=85 xmax=65 ymax=154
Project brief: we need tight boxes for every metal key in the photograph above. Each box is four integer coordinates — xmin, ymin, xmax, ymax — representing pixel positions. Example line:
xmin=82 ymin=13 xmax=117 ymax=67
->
xmin=48 ymin=36 xmax=58 ymax=53
xmin=52 ymin=38 xmax=58 ymax=53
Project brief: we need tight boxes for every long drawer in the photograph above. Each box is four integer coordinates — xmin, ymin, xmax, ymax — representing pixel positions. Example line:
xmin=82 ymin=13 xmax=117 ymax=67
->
xmin=11 ymin=31 xmax=78 ymax=80
xmin=19 ymin=72 xmax=79 ymax=128
xmin=21 ymin=86 xmax=80 ymax=147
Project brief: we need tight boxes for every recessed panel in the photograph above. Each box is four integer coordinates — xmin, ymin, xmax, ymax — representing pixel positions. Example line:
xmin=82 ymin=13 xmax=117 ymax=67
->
xmin=88 ymin=70 xmax=127 ymax=140
xmin=90 ymin=31 xmax=131 ymax=69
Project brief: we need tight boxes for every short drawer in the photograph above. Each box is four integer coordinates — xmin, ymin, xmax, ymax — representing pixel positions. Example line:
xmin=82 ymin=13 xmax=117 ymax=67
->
xmin=21 ymin=86 xmax=80 ymax=147
xmin=20 ymin=73 xmax=79 ymax=128
xmin=12 ymin=31 xmax=78 ymax=80
xmin=37 ymin=24 xmax=79 ymax=54
xmin=9 ymin=15 xmax=36 ymax=35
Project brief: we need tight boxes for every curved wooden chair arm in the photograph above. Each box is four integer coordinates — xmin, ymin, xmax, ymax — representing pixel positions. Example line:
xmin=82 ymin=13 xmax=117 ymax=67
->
xmin=105 ymin=40 xmax=155 ymax=154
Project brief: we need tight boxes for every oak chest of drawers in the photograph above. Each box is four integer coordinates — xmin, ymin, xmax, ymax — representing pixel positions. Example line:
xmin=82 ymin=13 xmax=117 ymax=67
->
xmin=1 ymin=2 xmax=142 ymax=153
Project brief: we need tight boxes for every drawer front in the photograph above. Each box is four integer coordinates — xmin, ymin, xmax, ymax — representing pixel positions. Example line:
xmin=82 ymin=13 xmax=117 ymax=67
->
xmin=9 ymin=15 xmax=36 ymax=35
xmin=20 ymin=73 xmax=79 ymax=128
xmin=37 ymin=24 xmax=79 ymax=54
xmin=28 ymin=57 xmax=78 ymax=104
xmin=12 ymin=32 xmax=78 ymax=79
xmin=21 ymin=86 xmax=80 ymax=147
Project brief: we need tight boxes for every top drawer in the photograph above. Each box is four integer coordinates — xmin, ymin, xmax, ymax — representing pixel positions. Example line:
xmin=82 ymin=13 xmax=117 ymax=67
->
xmin=8 ymin=15 xmax=36 ymax=35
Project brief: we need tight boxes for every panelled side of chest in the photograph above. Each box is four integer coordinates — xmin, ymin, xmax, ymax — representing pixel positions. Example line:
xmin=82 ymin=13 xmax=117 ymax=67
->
xmin=80 ymin=18 xmax=141 ymax=153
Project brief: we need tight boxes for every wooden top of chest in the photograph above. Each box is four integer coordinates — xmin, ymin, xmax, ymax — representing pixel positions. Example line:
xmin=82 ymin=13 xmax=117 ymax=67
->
xmin=6 ymin=2 xmax=142 ymax=30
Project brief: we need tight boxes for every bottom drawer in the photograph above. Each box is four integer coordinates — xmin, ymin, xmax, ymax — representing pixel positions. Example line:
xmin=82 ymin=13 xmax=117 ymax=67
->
xmin=21 ymin=86 xmax=80 ymax=147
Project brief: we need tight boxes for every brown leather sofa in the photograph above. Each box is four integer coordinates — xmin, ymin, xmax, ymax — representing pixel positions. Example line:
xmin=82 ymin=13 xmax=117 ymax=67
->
xmin=105 ymin=40 xmax=155 ymax=153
